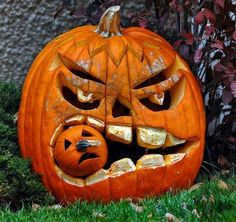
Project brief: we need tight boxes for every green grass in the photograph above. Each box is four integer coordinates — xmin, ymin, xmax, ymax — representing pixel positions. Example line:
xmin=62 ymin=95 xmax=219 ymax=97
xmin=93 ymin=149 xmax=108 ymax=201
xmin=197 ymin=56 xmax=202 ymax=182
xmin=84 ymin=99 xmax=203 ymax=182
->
xmin=0 ymin=175 xmax=235 ymax=222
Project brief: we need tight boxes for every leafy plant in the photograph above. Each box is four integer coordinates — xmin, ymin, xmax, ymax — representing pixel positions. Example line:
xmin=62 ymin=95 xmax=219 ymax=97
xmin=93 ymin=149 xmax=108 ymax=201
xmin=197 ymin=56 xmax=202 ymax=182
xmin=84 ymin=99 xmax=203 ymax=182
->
xmin=58 ymin=0 xmax=235 ymax=170
xmin=0 ymin=82 xmax=55 ymax=211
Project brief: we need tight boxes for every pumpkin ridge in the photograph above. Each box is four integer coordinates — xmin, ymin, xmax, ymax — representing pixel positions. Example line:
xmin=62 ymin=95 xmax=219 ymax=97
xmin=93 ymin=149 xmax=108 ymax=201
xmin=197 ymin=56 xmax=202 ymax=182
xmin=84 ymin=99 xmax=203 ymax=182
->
xmin=25 ymin=56 xmax=46 ymax=170
xmin=107 ymin=36 xmax=128 ymax=67
xmin=31 ymin=56 xmax=56 ymax=194
xmin=124 ymin=32 xmax=176 ymax=63
xmin=88 ymin=35 xmax=104 ymax=58
xmin=42 ymin=73 xmax=69 ymax=201
xmin=124 ymin=36 xmax=144 ymax=61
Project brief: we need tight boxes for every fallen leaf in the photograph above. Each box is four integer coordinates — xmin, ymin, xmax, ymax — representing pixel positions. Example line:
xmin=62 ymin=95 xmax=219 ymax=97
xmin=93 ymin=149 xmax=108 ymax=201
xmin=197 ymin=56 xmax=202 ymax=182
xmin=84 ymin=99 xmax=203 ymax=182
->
xmin=92 ymin=210 xmax=106 ymax=219
xmin=13 ymin=112 xmax=18 ymax=124
xmin=123 ymin=197 xmax=132 ymax=203
xmin=148 ymin=213 xmax=153 ymax=218
xmin=201 ymin=195 xmax=207 ymax=203
xmin=188 ymin=183 xmax=202 ymax=192
xmin=220 ymin=170 xmax=230 ymax=175
xmin=32 ymin=203 xmax=41 ymax=211
xmin=130 ymin=202 xmax=144 ymax=213
xmin=124 ymin=197 xmax=143 ymax=203
xmin=217 ymin=179 xmax=229 ymax=190
xmin=181 ymin=202 xmax=187 ymax=210
xmin=209 ymin=194 xmax=215 ymax=203
xmin=192 ymin=209 xmax=201 ymax=218
xmin=47 ymin=204 xmax=62 ymax=209
xmin=165 ymin=212 xmax=180 ymax=222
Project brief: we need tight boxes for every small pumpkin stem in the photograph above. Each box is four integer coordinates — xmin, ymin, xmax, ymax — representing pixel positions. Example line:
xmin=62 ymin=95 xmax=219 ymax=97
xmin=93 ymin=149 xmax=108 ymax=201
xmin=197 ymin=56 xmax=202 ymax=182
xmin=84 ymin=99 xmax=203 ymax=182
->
xmin=95 ymin=5 xmax=122 ymax=37
xmin=76 ymin=140 xmax=101 ymax=152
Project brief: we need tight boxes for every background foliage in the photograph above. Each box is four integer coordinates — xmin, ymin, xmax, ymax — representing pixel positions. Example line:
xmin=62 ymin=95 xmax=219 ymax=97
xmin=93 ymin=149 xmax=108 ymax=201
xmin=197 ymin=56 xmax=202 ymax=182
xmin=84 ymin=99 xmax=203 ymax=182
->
xmin=57 ymin=0 xmax=236 ymax=170
xmin=0 ymin=82 xmax=55 ymax=210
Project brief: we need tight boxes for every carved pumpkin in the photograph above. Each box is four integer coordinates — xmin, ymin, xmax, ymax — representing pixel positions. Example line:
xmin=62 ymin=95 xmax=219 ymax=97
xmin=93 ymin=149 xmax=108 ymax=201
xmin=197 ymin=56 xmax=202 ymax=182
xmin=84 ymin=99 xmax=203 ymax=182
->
xmin=18 ymin=6 xmax=205 ymax=203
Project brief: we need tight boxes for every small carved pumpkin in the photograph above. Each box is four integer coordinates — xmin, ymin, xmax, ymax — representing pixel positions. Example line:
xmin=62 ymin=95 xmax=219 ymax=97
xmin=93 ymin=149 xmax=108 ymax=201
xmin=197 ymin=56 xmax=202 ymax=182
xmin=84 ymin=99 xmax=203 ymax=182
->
xmin=18 ymin=6 xmax=205 ymax=203
xmin=54 ymin=125 xmax=107 ymax=177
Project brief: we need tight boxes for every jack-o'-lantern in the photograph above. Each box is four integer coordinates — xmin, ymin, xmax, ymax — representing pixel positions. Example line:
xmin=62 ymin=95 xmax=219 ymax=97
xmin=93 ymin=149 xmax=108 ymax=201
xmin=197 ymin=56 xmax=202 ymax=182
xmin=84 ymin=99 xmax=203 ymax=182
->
xmin=18 ymin=6 xmax=205 ymax=203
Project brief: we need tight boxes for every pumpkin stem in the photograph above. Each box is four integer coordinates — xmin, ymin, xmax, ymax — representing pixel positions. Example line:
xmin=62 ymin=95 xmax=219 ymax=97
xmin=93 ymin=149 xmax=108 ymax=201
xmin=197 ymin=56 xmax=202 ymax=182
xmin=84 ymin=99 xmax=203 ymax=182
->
xmin=76 ymin=140 xmax=101 ymax=152
xmin=95 ymin=5 xmax=122 ymax=37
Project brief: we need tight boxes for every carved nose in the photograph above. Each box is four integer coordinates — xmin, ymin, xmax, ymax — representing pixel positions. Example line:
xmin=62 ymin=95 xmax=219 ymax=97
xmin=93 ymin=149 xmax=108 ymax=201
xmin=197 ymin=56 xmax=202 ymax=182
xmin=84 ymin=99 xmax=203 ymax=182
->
xmin=76 ymin=140 xmax=101 ymax=152
xmin=112 ymin=99 xmax=132 ymax=118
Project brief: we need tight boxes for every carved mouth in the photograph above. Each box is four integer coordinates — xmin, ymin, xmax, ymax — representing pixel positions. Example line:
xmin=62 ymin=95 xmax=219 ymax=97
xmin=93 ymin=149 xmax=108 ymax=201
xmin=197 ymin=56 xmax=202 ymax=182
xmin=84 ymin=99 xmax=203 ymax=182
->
xmin=50 ymin=114 xmax=198 ymax=186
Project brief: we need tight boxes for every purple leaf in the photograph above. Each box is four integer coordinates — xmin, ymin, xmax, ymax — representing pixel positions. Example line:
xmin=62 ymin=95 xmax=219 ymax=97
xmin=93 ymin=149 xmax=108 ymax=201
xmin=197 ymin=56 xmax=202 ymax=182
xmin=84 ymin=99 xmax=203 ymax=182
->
xmin=214 ymin=63 xmax=227 ymax=72
xmin=214 ymin=0 xmax=225 ymax=8
xmin=225 ymin=64 xmax=236 ymax=78
xmin=204 ymin=9 xmax=216 ymax=24
xmin=138 ymin=19 xmax=148 ymax=28
xmin=182 ymin=33 xmax=194 ymax=45
xmin=159 ymin=12 xmax=169 ymax=27
xmin=222 ymin=88 xmax=233 ymax=104
xmin=173 ymin=39 xmax=183 ymax=48
xmin=194 ymin=49 xmax=203 ymax=63
xmin=169 ymin=0 xmax=182 ymax=11
xmin=179 ymin=43 xmax=189 ymax=59
xmin=195 ymin=10 xmax=205 ymax=24
xmin=233 ymin=30 xmax=236 ymax=41
xmin=231 ymin=81 xmax=236 ymax=98
xmin=205 ymin=25 xmax=215 ymax=37
xmin=195 ymin=8 xmax=216 ymax=24
xmin=126 ymin=11 xmax=135 ymax=18
xmin=211 ymin=40 xmax=224 ymax=50
xmin=227 ymin=136 xmax=236 ymax=143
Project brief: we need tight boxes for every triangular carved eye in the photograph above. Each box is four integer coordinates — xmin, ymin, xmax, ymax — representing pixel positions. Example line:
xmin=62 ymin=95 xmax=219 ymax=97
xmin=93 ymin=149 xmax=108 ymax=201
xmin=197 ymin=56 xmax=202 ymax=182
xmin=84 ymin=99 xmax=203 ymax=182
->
xmin=134 ymin=72 xmax=166 ymax=89
xmin=64 ymin=139 xmax=72 ymax=150
xmin=82 ymin=130 xmax=93 ymax=137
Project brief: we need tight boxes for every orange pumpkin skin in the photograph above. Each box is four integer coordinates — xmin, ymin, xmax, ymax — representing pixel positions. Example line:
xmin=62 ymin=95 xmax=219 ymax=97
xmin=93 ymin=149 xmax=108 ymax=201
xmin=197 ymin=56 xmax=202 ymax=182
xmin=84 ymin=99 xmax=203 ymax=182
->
xmin=18 ymin=6 xmax=205 ymax=203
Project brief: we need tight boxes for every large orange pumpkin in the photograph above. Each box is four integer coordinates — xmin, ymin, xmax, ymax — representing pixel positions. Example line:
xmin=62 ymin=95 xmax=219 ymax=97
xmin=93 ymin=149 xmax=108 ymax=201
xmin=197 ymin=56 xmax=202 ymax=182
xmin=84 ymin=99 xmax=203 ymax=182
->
xmin=18 ymin=6 xmax=205 ymax=203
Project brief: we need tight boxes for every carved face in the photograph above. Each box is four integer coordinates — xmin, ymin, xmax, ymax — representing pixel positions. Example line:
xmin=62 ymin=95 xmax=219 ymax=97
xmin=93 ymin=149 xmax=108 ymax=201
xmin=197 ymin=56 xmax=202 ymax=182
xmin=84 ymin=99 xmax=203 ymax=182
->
xmin=18 ymin=6 xmax=205 ymax=203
